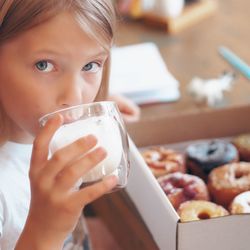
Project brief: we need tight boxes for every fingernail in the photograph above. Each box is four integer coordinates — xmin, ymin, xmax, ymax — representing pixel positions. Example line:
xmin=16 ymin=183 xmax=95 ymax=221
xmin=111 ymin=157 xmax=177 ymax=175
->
xmin=105 ymin=175 xmax=118 ymax=187
xmin=86 ymin=134 xmax=97 ymax=144
xmin=96 ymin=147 xmax=107 ymax=158
xmin=49 ymin=113 xmax=63 ymax=125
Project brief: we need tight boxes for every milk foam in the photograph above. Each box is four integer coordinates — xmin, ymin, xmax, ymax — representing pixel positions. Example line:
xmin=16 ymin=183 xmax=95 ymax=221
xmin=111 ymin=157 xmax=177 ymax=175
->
xmin=50 ymin=115 xmax=123 ymax=182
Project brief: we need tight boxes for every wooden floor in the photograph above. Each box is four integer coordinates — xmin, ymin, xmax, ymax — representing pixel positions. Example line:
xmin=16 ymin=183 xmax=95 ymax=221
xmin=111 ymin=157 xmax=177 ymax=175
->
xmin=87 ymin=217 xmax=122 ymax=250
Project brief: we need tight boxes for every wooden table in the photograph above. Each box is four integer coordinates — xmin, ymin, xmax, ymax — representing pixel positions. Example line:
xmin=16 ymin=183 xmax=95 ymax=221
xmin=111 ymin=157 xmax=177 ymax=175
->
xmin=91 ymin=1 xmax=250 ymax=249
xmin=115 ymin=0 xmax=250 ymax=119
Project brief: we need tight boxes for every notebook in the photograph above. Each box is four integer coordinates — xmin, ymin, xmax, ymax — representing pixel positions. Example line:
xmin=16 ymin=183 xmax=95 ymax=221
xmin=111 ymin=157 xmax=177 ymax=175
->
xmin=109 ymin=42 xmax=180 ymax=105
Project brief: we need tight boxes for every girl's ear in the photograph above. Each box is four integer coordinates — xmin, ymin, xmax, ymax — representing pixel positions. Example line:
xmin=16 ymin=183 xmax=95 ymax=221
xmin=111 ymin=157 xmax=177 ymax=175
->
xmin=95 ymin=55 xmax=111 ymax=101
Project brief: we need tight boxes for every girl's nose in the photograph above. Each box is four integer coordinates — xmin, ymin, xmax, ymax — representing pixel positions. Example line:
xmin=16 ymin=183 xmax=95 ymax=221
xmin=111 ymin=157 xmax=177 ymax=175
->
xmin=57 ymin=74 xmax=83 ymax=107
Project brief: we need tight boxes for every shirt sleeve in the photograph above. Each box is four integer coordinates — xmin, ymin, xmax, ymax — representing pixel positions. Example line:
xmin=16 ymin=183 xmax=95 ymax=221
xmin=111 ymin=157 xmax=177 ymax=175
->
xmin=0 ymin=191 xmax=5 ymax=237
xmin=63 ymin=215 xmax=92 ymax=250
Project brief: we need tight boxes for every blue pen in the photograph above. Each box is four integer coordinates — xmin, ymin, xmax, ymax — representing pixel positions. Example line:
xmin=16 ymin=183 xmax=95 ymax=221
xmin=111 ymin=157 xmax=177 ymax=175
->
xmin=218 ymin=46 xmax=250 ymax=80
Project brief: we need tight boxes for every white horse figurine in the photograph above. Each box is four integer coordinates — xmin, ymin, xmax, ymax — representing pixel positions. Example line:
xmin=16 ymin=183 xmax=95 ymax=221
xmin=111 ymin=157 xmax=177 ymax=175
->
xmin=187 ymin=72 xmax=236 ymax=106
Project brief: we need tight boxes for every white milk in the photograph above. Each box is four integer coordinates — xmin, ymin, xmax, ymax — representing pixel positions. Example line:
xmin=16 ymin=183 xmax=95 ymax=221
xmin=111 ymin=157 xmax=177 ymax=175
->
xmin=50 ymin=115 xmax=123 ymax=183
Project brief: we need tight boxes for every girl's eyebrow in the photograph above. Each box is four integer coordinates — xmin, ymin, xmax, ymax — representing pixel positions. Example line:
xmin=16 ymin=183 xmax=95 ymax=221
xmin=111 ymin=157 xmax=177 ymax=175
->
xmin=87 ymin=52 xmax=109 ymax=62
xmin=33 ymin=49 xmax=108 ymax=59
xmin=91 ymin=51 xmax=108 ymax=58
xmin=33 ymin=49 xmax=61 ymax=56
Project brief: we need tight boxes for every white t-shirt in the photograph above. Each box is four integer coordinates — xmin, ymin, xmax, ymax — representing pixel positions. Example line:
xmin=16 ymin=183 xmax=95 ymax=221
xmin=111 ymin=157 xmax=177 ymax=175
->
xmin=0 ymin=141 xmax=32 ymax=249
xmin=0 ymin=141 xmax=90 ymax=250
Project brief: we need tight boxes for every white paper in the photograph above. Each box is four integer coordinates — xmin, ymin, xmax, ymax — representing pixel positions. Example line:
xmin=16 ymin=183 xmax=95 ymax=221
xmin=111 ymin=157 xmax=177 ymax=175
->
xmin=109 ymin=43 xmax=180 ymax=104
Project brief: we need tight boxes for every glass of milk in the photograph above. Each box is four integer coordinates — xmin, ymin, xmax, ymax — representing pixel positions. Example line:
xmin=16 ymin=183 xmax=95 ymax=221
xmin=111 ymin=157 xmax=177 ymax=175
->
xmin=39 ymin=101 xmax=130 ymax=191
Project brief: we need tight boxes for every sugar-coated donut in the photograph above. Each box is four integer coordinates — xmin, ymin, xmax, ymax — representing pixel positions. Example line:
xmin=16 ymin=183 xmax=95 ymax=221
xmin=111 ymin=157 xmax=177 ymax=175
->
xmin=142 ymin=147 xmax=186 ymax=177
xmin=157 ymin=172 xmax=209 ymax=210
xmin=233 ymin=133 xmax=250 ymax=161
xmin=178 ymin=200 xmax=229 ymax=222
xmin=208 ymin=162 xmax=250 ymax=207
xmin=186 ymin=140 xmax=239 ymax=181
xmin=229 ymin=191 xmax=250 ymax=214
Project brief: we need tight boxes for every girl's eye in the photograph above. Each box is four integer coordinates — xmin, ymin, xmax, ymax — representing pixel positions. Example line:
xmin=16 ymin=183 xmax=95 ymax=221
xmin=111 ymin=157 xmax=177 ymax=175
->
xmin=82 ymin=62 xmax=100 ymax=73
xmin=35 ymin=60 xmax=54 ymax=72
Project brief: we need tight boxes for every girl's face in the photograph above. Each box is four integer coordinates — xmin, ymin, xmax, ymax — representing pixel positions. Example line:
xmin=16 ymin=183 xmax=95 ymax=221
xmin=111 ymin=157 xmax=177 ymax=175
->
xmin=0 ymin=11 xmax=108 ymax=143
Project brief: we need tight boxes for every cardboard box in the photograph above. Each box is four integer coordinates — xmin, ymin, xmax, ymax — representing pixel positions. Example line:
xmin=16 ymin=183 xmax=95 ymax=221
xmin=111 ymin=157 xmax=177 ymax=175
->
xmin=125 ymin=105 xmax=250 ymax=250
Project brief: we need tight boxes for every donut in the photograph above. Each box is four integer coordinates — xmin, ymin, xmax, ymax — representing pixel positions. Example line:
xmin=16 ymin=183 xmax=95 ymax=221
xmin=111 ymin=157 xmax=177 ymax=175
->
xmin=208 ymin=162 xmax=250 ymax=207
xmin=178 ymin=200 xmax=229 ymax=222
xmin=142 ymin=147 xmax=186 ymax=177
xmin=229 ymin=191 xmax=250 ymax=214
xmin=157 ymin=172 xmax=209 ymax=210
xmin=186 ymin=140 xmax=239 ymax=181
xmin=233 ymin=133 xmax=250 ymax=161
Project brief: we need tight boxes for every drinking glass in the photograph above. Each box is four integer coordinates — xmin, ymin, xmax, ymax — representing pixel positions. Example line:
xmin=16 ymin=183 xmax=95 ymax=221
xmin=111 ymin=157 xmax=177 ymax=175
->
xmin=39 ymin=101 xmax=130 ymax=191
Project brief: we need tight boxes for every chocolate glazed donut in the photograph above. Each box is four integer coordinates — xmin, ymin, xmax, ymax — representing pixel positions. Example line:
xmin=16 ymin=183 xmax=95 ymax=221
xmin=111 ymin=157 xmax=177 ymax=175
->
xmin=186 ymin=140 xmax=239 ymax=181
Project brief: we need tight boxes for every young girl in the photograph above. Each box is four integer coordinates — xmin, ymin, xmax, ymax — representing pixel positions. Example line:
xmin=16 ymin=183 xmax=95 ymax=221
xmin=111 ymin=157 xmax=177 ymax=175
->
xmin=0 ymin=0 xmax=136 ymax=249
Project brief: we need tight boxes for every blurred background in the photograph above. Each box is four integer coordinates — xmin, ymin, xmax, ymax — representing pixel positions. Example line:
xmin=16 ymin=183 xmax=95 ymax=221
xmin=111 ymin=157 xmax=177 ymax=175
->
xmin=110 ymin=0 xmax=250 ymax=119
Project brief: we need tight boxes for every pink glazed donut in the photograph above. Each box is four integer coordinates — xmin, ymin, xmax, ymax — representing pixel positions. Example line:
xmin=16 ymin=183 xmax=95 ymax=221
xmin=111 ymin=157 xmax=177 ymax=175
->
xmin=158 ymin=172 xmax=209 ymax=210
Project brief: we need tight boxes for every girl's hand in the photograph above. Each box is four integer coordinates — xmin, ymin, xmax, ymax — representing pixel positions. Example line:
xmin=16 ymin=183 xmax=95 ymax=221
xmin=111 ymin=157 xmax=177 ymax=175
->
xmin=16 ymin=115 xmax=117 ymax=250
xmin=108 ymin=94 xmax=141 ymax=123
xmin=116 ymin=0 xmax=133 ymax=15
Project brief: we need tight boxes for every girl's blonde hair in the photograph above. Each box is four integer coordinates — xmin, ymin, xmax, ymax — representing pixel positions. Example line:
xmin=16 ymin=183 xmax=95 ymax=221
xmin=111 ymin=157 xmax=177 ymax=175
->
xmin=0 ymin=0 xmax=116 ymax=139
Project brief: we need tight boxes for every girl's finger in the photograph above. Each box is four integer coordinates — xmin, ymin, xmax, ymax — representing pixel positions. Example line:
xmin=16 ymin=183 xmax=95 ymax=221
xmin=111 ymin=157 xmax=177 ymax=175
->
xmin=30 ymin=114 xmax=63 ymax=175
xmin=68 ymin=175 xmax=118 ymax=209
xmin=54 ymin=147 xmax=107 ymax=190
xmin=42 ymin=135 xmax=98 ymax=179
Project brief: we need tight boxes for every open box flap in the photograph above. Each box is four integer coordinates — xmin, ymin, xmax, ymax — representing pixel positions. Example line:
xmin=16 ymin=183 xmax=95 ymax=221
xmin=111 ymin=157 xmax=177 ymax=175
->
xmin=178 ymin=214 xmax=250 ymax=250
xmin=125 ymin=139 xmax=179 ymax=250
xmin=127 ymin=105 xmax=250 ymax=147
